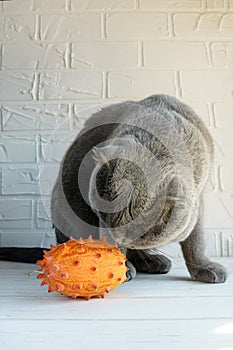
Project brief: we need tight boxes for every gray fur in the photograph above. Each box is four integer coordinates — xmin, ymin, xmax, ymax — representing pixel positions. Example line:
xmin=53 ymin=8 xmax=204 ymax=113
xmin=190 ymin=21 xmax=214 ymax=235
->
xmin=51 ymin=94 xmax=227 ymax=283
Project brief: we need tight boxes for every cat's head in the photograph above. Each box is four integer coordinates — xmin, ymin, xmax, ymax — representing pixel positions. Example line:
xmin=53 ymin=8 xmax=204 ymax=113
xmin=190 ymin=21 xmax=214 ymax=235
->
xmin=88 ymin=136 xmax=188 ymax=248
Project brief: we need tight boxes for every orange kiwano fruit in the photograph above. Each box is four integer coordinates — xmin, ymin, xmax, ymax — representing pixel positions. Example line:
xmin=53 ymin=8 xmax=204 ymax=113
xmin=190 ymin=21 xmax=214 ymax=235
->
xmin=36 ymin=236 xmax=128 ymax=300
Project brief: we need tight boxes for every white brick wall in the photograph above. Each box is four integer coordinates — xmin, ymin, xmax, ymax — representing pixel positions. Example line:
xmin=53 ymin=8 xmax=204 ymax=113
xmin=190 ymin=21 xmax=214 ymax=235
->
xmin=106 ymin=13 xmax=170 ymax=38
xmin=0 ymin=72 xmax=37 ymax=101
xmin=2 ymin=104 xmax=71 ymax=130
xmin=40 ymin=14 xmax=102 ymax=40
xmin=108 ymin=70 xmax=176 ymax=98
xmin=38 ymin=71 xmax=103 ymax=99
xmin=71 ymin=42 xmax=139 ymax=68
xmin=179 ymin=70 xmax=233 ymax=99
xmin=0 ymin=0 xmax=233 ymax=256
xmin=143 ymin=41 xmax=210 ymax=68
xmin=2 ymin=42 xmax=69 ymax=69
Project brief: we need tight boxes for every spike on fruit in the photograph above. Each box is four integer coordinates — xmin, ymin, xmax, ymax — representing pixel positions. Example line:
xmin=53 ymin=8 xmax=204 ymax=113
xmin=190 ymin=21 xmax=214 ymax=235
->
xmin=41 ymin=280 xmax=47 ymax=286
xmin=71 ymin=293 xmax=79 ymax=299
xmin=56 ymin=283 xmax=65 ymax=292
xmin=70 ymin=236 xmax=76 ymax=241
xmin=77 ymin=245 xmax=86 ymax=253
xmin=53 ymin=264 xmax=60 ymax=272
xmin=74 ymin=284 xmax=82 ymax=290
xmin=44 ymin=255 xmax=52 ymax=262
xmin=36 ymin=260 xmax=44 ymax=267
xmin=36 ymin=237 xmax=127 ymax=300
xmin=92 ymin=283 xmax=98 ymax=290
xmin=101 ymin=235 xmax=107 ymax=242
xmin=50 ymin=244 xmax=55 ymax=249
xmin=73 ymin=260 xmax=80 ymax=266
xmin=78 ymin=237 xmax=84 ymax=244
xmin=61 ymin=271 xmax=69 ymax=279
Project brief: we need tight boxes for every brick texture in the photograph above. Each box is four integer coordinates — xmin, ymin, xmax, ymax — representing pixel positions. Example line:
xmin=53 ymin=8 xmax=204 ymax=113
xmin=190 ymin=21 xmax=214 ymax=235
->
xmin=36 ymin=200 xmax=53 ymax=229
xmin=41 ymin=133 xmax=77 ymax=162
xmin=0 ymin=0 xmax=232 ymax=256
xmin=108 ymin=70 xmax=176 ymax=98
xmin=0 ymin=135 xmax=37 ymax=162
xmin=210 ymin=42 xmax=233 ymax=67
xmin=106 ymin=13 xmax=169 ymax=38
xmin=0 ymin=72 xmax=36 ymax=101
xmin=3 ymin=0 xmax=67 ymax=12
xmin=38 ymin=164 xmax=60 ymax=195
xmin=0 ymin=15 xmax=36 ymax=41
xmin=0 ymin=230 xmax=56 ymax=248
xmin=39 ymin=71 xmax=103 ymax=99
xmin=2 ymin=104 xmax=71 ymax=131
xmin=140 ymin=0 xmax=202 ymax=10
xmin=2 ymin=42 xmax=69 ymax=69
xmin=173 ymin=13 xmax=233 ymax=38
xmin=179 ymin=70 xmax=233 ymax=99
xmin=205 ymin=0 xmax=225 ymax=10
xmin=2 ymin=166 xmax=40 ymax=195
xmin=71 ymin=42 xmax=139 ymax=68
xmin=0 ymin=200 xmax=32 ymax=229
xmin=143 ymin=41 xmax=210 ymax=68
xmin=71 ymin=0 xmax=135 ymax=11
xmin=41 ymin=14 xmax=101 ymax=40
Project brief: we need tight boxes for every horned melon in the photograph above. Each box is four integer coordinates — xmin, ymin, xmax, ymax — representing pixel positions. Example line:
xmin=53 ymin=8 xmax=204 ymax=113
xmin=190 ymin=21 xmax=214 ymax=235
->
xmin=36 ymin=236 xmax=128 ymax=300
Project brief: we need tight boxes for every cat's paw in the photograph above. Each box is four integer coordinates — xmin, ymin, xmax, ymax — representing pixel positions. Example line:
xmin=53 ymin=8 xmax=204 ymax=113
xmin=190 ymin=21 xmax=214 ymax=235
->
xmin=127 ymin=249 xmax=171 ymax=274
xmin=187 ymin=261 xmax=227 ymax=284
xmin=125 ymin=260 xmax=136 ymax=281
xmin=142 ymin=254 xmax=171 ymax=274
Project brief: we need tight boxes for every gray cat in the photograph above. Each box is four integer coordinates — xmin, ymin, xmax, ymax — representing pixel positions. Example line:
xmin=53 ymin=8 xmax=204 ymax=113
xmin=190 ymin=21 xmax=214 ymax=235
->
xmin=51 ymin=94 xmax=227 ymax=284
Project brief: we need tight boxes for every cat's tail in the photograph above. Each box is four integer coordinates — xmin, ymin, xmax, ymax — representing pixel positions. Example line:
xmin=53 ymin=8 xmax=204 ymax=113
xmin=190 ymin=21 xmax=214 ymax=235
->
xmin=0 ymin=247 xmax=49 ymax=263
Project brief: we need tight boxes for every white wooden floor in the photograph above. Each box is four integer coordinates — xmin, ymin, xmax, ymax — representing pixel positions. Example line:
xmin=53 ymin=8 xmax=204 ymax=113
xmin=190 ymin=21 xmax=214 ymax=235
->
xmin=1 ymin=258 xmax=233 ymax=350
